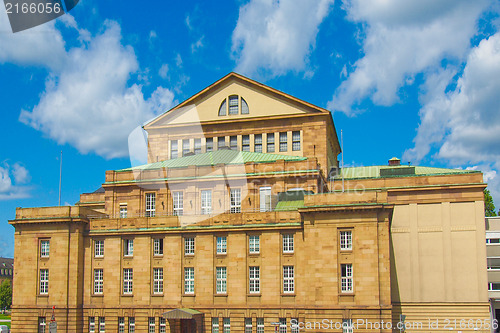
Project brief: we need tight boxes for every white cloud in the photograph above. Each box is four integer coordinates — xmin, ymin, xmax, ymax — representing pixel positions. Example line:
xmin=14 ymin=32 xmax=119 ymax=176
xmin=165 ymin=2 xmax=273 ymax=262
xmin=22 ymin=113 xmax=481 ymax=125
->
xmin=0 ymin=162 xmax=31 ymax=200
xmin=232 ymin=0 xmax=334 ymax=77
xmin=329 ymin=0 xmax=490 ymax=114
xmin=158 ymin=64 xmax=169 ymax=79
xmin=18 ymin=21 xmax=176 ymax=159
xmin=191 ymin=36 xmax=204 ymax=54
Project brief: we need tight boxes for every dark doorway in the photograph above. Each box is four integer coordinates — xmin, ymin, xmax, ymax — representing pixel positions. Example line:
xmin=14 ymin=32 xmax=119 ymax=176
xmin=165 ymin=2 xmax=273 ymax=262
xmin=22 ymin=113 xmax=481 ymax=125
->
xmin=181 ymin=319 xmax=194 ymax=333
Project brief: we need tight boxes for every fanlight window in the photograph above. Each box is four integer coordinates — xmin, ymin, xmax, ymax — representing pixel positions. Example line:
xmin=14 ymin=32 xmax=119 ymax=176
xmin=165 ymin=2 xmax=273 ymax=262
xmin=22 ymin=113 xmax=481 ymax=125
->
xmin=218 ymin=95 xmax=249 ymax=116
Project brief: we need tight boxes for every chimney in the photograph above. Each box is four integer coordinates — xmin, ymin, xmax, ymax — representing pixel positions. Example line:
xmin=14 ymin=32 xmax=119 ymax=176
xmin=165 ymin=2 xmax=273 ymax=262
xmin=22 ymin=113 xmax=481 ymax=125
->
xmin=388 ymin=157 xmax=401 ymax=166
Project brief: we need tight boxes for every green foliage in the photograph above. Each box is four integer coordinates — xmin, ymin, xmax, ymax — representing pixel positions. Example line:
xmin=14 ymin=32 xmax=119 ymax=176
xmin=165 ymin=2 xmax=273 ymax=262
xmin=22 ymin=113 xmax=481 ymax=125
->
xmin=485 ymin=189 xmax=497 ymax=217
xmin=0 ymin=280 xmax=12 ymax=310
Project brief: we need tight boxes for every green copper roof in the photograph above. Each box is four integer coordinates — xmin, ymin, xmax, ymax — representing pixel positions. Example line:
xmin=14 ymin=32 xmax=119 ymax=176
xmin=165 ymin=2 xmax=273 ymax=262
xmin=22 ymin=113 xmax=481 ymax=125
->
xmin=275 ymin=200 xmax=304 ymax=211
xmin=118 ymin=150 xmax=307 ymax=171
xmin=339 ymin=165 xmax=479 ymax=179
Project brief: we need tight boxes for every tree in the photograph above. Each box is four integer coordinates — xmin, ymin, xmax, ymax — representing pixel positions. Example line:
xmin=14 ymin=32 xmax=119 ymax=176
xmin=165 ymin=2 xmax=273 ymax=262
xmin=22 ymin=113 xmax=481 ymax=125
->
xmin=0 ymin=280 xmax=12 ymax=311
xmin=485 ymin=189 xmax=497 ymax=217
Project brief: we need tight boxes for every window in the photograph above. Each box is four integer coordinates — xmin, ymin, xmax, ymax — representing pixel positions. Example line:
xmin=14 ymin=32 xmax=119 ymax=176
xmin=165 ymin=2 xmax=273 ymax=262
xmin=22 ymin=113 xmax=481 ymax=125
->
xmin=487 ymin=238 xmax=500 ymax=244
xmin=216 ymin=267 xmax=227 ymax=294
xmin=120 ymin=204 xmax=127 ymax=218
xmin=40 ymin=269 xmax=49 ymax=294
xmin=171 ymin=140 xmax=178 ymax=159
xmin=249 ymin=266 xmax=260 ymax=293
xmin=89 ymin=317 xmax=95 ymax=333
xmin=124 ymin=239 xmax=134 ymax=257
xmin=95 ymin=240 xmax=104 ymax=258
xmin=257 ymin=318 xmax=264 ymax=333
xmin=254 ymin=134 xmax=262 ymax=153
xmin=259 ymin=187 xmax=272 ymax=212
xmin=173 ymin=191 xmax=184 ymax=216
xmin=212 ymin=318 xmax=219 ymax=333
xmin=292 ymin=131 xmax=300 ymax=151
xmin=342 ymin=319 xmax=353 ymax=333
xmin=40 ymin=239 xmax=50 ymax=258
xmin=279 ymin=318 xmax=287 ymax=333
xmin=206 ymin=138 xmax=214 ymax=152
xmin=218 ymin=136 xmax=226 ymax=149
xmin=153 ymin=238 xmax=163 ymax=256
xmin=229 ymin=95 xmax=239 ymax=115
xmin=241 ymin=98 xmax=249 ymax=114
xmin=160 ymin=318 xmax=166 ymax=333
xmin=118 ymin=318 xmax=125 ymax=333
xmin=249 ymin=235 xmax=260 ymax=254
xmin=184 ymin=267 xmax=194 ymax=294
xmin=182 ymin=139 xmax=190 ymax=156
xmin=129 ymin=318 xmax=135 ymax=333
xmin=94 ymin=269 xmax=103 ymax=294
xmin=223 ymin=318 xmax=231 ymax=333
xmin=230 ymin=188 xmax=241 ymax=213
xmin=185 ymin=237 xmax=195 ymax=255
xmin=267 ymin=133 xmax=275 ymax=152
xmin=489 ymin=283 xmax=500 ymax=291
xmin=230 ymin=136 xmax=238 ymax=150
xmin=219 ymin=99 xmax=227 ymax=116
xmin=194 ymin=138 xmax=202 ymax=154
xmin=38 ymin=317 xmax=46 ymax=333
xmin=146 ymin=193 xmax=156 ymax=217
xmin=283 ymin=265 xmax=294 ymax=293
xmin=149 ymin=317 xmax=155 ymax=333
xmin=245 ymin=318 xmax=252 ymax=333
xmin=153 ymin=268 xmax=163 ymax=294
xmin=340 ymin=230 xmax=352 ymax=250
xmin=279 ymin=132 xmax=288 ymax=152
xmin=341 ymin=264 xmax=353 ymax=292
xmin=99 ymin=317 xmax=105 ymax=333
xmin=242 ymin=135 xmax=250 ymax=151
xmin=291 ymin=318 xmax=299 ymax=333
xmin=123 ymin=268 xmax=133 ymax=294
xmin=201 ymin=190 xmax=212 ymax=214
xmin=217 ymin=236 xmax=227 ymax=254
xmin=283 ymin=234 xmax=294 ymax=253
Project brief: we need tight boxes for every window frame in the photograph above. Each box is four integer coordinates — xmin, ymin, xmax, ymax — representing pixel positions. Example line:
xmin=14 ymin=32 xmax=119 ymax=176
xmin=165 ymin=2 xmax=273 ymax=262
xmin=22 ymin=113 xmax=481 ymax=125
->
xmin=230 ymin=188 xmax=241 ymax=213
xmin=217 ymin=136 xmax=226 ymax=149
xmin=98 ymin=317 xmax=105 ymax=333
xmin=279 ymin=318 xmax=287 ymax=333
xmin=170 ymin=140 xmax=178 ymax=159
xmin=223 ymin=318 xmax=231 ymax=333
xmin=206 ymin=138 xmax=214 ymax=152
xmin=94 ymin=239 xmax=104 ymax=258
xmin=249 ymin=266 xmax=260 ymax=293
xmin=123 ymin=268 xmax=133 ymax=294
xmin=259 ymin=186 xmax=272 ymax=212
xmin=257 ymin=318 xmax=264 ymax=333
xmin=173 ymin=191 xmax=184 ymax=216
xmin=228 ymin=95 xmax=239 ymax=115
xmin=283 ymin=265 xmax=295 ymax=294
xmin=267 ymin=133 xmax=275 ymax=153
xmin=216 ymin=266 xmax=227 ymax=294
xmin=201 ymin=189 xmax=212 ymax=215
xmin=118 ymin=317 xmax=125 ymax=333
xmin=119 ymin=204 xmax=128 ymax=218
xmin=184 ymin=267 xmax=195 ymax=294
xmin=182 ymin=139 xmax=190 ymax=156
xmin=123 ymin=239 xmax=134 ymax=257
xmin=340 ymin=230 xmax=353 ymax=251
xmin=282 ymin=234 xmax=294 ymax=254
xmin=230 ymin=136 xmax=238 ymax=150
xmin=160 ymin=317 xmax=166 ymax=333
xmin=148 ymin=317 xmax=155 ymax=333
xmin=249 ymin=235 xmax=260 ymax=254
xmin=145 ymin=192 xmax=156 ymax=217
xmin=242 ymin=135 xmax=250 ymax=152
xmin=212 ymin=318 xmax=219 ymax=333
xmin=153 ymin=238 xmax=164 ymax=256
xmin=39 ymin=269 xmax=49 ymax=295
xmin=40 ymin=239 xmax=50 ymax=258
xmin=254 ymin=134 xmax=263 ymax=153
xmin=245 ymin=318 xmax=252 ymax=333
xmin=38 ymin=317 xmax=46 ymax=333
xmin=153 ymin=267 xmax=164 ymax=294
xmin=89 ymin=317 xmax=96 ymax=333
xmin=194 ymin=138 xmax=202 ymax=155
xmin=292 ymin=131 xmax=301 ymax=151
xmin=129 ymin=318 xmax=135 ymax=333
xmin=93 ymin=268 xmax=104 ymax=295
xmin=216 ymin=236 xmax=227 ymax=255
xmin=185 ymin=237 xmax=195 ymax=256
xmin=279 ymin=132 xmax=288 ymax=152
xmin=341 ymin=263 xmax=353 ymax=293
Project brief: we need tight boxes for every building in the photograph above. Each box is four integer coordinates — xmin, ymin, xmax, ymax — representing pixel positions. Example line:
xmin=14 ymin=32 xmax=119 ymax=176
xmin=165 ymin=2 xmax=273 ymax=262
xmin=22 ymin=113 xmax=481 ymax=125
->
xmin=9 ymin=73 xmax=490 ymax=333
xmin=0 ymin=257 xmax=13 ymax=286
xmin=486 ymin=216 xmax=500 ymax=330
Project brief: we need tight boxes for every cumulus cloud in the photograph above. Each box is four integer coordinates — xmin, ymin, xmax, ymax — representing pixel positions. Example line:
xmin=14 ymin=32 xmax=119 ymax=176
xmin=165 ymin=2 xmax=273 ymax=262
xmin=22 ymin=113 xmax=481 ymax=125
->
xmin=18 ymin=21 xmax=175 ymax=159
xmin=0 ymin=162 xmax=31 ymax=200
xmin=232 ymin=0 xmax=334 ymax=77
xmin=329 ymin=0 xmax=490 ymax=114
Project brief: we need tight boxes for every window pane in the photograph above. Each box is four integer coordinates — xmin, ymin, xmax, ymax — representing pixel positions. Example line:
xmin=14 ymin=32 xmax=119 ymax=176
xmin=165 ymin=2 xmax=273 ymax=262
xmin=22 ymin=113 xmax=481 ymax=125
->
xmin=230 ymin=188 xmax=241 ymax=213
xmin=194 ymin=138 xmax=202 ymax=154
xmin=146 ymin=193 xmax=156 ymax=217
xmin=206 ymin=138 xmax=214 ymax=152
xmin=279 ymin=132 xmax=288 ymax=152
xmin=171 ymin=140 xmax=178 ymax=159
xmin=219 ymin=99 xmax=227 ymax=116
xmin=254 ymin=134 xmax=262 ymax=153
xmin=241 ymin=98 xmax=249 ymax=114
xmin=292 ymin=131 xmax=300 ymax=151
xmin=201 ymin=190 xmax=212 ymax=214
xmin=229 ymin=95 xmax=239 ymax=114
xmin=173 ymin=191 xmax=184 ymax=216
xmin=242 ymin=135 xmax=250 ymax=151
xmin=218 ymin=136 xmax=226 ymax=149
xmin=183 ymin=139 xmax=190 ymax=156
xmin=230 ymin=136 xmax=238 ymax=150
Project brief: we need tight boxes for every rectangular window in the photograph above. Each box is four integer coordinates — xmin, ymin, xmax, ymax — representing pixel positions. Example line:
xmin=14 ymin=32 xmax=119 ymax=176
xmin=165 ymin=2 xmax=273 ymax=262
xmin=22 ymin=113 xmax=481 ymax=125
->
xmin=341 ymin=264 xmax=353 ymax=293
xmin=160 ymin=317 xmax=166 ymax=333
xmin=230 ymin=136 xmax=238 ymax=150
xmin=182 ymin=139 xmax=190 ymax=156
xmin=218 ymin=136 xmax=226 ymax=149
xmin=94 ymin=269 xmax=103 ymax=294
xmin=146 ymin=193 xmax=156 ymax=217
xmin=229 ymin=95 xmax=239 ymax=114
xmin=291 ymin=318 xmax=299 ymax=333
xmin=206 ymin=138 xmax=214 ymax=152
xmin=129 ymin=318 xmax=135 ymax=333
xmin=119 ymin=204 xmax=128 ymax=218
xmin=216 ymin=267 xmax=227 ymax=294
xmin=149 ymin=317 xmax=155 ymax=333
xmin=89 ymin=317 xmax=95 ymax=333
xmin=259 ymin=186 xmax=272 ymax=212
xmin=217 ymin=236 xmax=227 ymax=254
xmin=194 ymin=138 xmax=202 ymax=154
xmin=123 ymin=268 xmax=133 ymax=294
xmin=249 ymin=235 xmax=260 ymax=254
xmin=279 ymin=318 xmax=287 ymax=333
xmin=267 ymin=133 xmax=275 ymax=152
xmin=118 ymin=318 xmax=125 ymax=333
xmin=230 ymin=188 xmax=241 ymax=213
xmin=283 ymin=265 xmax=294 ymax=293
xmin=124 ymin=239 xmax=133 ymax=257
xmin=257 ymin=318 xmax=264 ymax=333
xmin=40 ymin=269 xmax=49 ymax=294
xmin=487 ymin=238 xmax=500 ymax=244
xmin=279 ymin=132 xmax=288 ymax=152
xmin=40 ymin=239 xmax=50 ymax=258
xmin=342 ymin=319 xmax=353 ymax=333
xmin=153 ymin=238 xmax=163 ymax=256
xmin=223 ymin=318 xmax=231 ymax=333
xmin=245 ymin=318 xmax=252 ymax=333
xmin=292 ymin=131 xmax=300 ymax=151
xmin=489 ymin=283 xmax=500 ymax=291
xmin=242 ymin=135 xmax=250 ymax=151
xmin=99 ymin=317 xmax=105 ymax=333
xmin=153 ymin=268 xmax=163 ymax=294
xmin=283 ymin=234 xmax=294 ymax=253
xmin=184 ymin=267 xmax=194 ymax=294
xmin=212 ymin=318 xmax=219 ymax=333
xmin=38 ymin=317 xmax=46 ymax=333
xmin=254 ymin=134 xmax=262 ymax=153
xmin=173 ymin=191 xmax=184 ymax=216
xmin=185 ymin=237 xmax=195 ymax=255
xmin=95 ymin=240 xmax=104 ymax=258
xmin=340 ymin=230 xmax=352 ymax=250
xmin=249 ymin=266 xmax=260 ymax=293
xmin=170 ymin=140 xmax=178 ymax=159
xmin=201 ymin=190 xmax=212 ymax=214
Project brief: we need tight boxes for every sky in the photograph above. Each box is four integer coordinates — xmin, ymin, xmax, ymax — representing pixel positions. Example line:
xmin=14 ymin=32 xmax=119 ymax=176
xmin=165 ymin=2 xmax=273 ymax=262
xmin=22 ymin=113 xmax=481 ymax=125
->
xmin=1 ymin=0 xmax=500 ymax=257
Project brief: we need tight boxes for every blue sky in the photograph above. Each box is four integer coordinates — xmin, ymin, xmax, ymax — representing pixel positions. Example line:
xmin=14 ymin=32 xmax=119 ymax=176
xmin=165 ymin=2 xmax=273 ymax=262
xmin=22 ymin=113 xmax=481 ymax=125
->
xmin=1 ymin=0 xmax=500 ymax=257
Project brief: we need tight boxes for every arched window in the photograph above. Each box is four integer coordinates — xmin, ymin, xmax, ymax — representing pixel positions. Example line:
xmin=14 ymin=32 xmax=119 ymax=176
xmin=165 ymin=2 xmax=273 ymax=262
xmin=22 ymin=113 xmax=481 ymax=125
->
xmin=218 ymin=95 xmax=250 ymax=116
xmin=241 ymin=98 xmax=249 ymax=114
xmin=228 ymin=95 xmax=239 ymax=115
xmin=218 ymin=99 xmax=227 ymax=116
